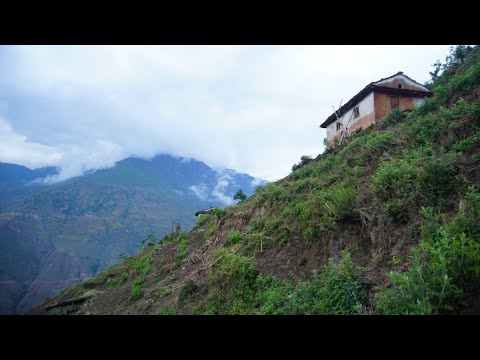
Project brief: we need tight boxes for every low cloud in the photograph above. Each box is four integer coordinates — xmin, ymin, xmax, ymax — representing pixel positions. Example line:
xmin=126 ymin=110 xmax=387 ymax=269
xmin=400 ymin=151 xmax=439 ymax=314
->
xmin=189 ymin=184 xmax=208 ymax=201
xmin=0 ymin=116 xmax=62 ymax=169
xmin=0 ymin=45 xmax=453 ymax=182
xmin=251 ymin=177 xmax=266 ymax=188
xmin=188 ymin=171 xmax=236 ymax=206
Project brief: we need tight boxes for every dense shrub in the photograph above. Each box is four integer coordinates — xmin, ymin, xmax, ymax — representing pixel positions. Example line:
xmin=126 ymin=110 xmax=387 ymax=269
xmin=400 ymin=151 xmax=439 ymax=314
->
xmin=286 ymin=251 xmax=367 ymax=314
xmin=174 ymin=232 xmax=189 ymax=265
xmin=292 ymin=155 xmax=313 ymax=172
xmin=375 ymin=187 xmax=480 ymax=314
xmin=201 ymin=249 xmax=258 ymax=314
xmin=178 ymin=280 xmax=198 ymax=303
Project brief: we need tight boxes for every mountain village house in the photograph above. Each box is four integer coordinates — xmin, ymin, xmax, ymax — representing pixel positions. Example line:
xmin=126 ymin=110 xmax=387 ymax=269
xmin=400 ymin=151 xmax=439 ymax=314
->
xmin=320 ymin=72 xmax=432 ymax=148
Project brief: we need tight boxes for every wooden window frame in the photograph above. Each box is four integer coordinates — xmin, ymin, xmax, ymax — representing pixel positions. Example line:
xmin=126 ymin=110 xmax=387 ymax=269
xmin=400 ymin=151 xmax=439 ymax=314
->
xmin=353 ymin=106 xmax=360 ymax=118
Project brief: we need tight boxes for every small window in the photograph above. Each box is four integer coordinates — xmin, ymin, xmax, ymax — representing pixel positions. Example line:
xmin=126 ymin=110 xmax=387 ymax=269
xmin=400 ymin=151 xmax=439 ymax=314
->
xmin=353 ymin=106 xmax=360 ymax=118
xmin=398 ymin=83 xmax=403 ymax=89
xmin=336 ymin=122 xmax=341 ymax=131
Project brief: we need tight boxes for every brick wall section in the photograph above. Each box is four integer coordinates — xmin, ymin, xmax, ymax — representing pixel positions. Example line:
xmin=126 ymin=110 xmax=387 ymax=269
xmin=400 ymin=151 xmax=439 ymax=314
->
xmin=328 ymin=130 xmax=346 ymax=148
xmin=400 ymin=97 xmax=414 ymax=111
xmin=349 ymin=112 xmax=376 ymax=134
xmin=327 ymin=111 xmax=376 ymax=147
xmin=374 ymin=93 xmax=390 ymax=121
xmin=374 ymin=93 xmax=417 ymax=121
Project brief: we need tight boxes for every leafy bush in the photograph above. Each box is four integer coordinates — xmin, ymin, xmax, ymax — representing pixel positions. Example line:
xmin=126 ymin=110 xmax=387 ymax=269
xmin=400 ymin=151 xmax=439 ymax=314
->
xmin=130 ymin=277 xmax=143 ymax=300
xmin=195 ymin=250 xmax=367 ymax=315
xmin=178 ymin=280 xmax=198 ymax=303
xmin=202 ymin=249 xmax=258 ymax=314
xmin=106 ymin=278 xmax=117 ymax=288
xmin=254 ymin=274 xmax=293 ymax=315
xmin=174 ymin=232 xmax=189 ymax=265
xmin=292 ymin=155 xmax=313 ymax=172
xmin=213 ymin=208 xmax=227 ymax=218
xmin=452 ymin=131 xmax=480 ymax=153
xmin=120 ymin=271 xmax=129 ymax=284
xmin=373 ymin=146 xmax=459 ymax=219
xmin=194 ymin=213 xmax=211 ymax=229
xmin=156 ymin=306 xmax=180 ymax=315
xmin=226 ymin=231 xmax=243 ymax=246
xmin=129 ymin=253 xmax=152 ymax=300
xmin=286 ymin=251 xmax=367 ymax=314
xmin=382 ymin=109 xmax=406 ymax=127
xmin=375 ymin=187 xmax=480 ymax=314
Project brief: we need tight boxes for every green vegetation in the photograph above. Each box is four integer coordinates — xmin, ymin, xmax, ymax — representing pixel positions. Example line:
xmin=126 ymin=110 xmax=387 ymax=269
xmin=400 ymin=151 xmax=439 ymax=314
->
xmin=194 ymin=250 xmax=367 ymax=315
xmin=156 ymin=306 xmax=180 ymax=315
xmin=234 ymin=189 xmax=247 ymax=203
xmin=174 ymin=232 xmax=189 ymax=266
xmin=194 ymin=213 xmax=211 ymax=229
xmin=178 ymin=280 xmax=198 ymax=303
xmin=38 ymin=46 xmax=480 ymax=315
xmin=376 ymin=187 xmax=480 ymax=314
xmin=292 ymin=155 xmax=313 ymax=171
xmin=203 ymin=208 xmax=229 ymax=242
xmin=129 ymin=252 xmax=153 ymax=300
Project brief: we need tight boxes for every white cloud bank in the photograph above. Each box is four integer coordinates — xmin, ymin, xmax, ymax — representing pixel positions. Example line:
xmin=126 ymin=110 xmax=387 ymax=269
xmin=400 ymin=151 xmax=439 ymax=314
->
xmin=0 ymin=45 xmax=453 ymax=182
xmin=0 ymin=116 xmax=62 ymax=168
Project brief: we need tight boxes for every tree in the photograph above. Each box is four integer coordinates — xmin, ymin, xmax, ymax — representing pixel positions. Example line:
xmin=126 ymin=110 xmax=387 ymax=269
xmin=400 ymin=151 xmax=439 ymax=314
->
xmin=447 ymin=45 xmax=473 ymax=64
xmin=292 ymin=155 xmax=313 ymax=172
xmin=233 ymin=189 xmax=247 ymax=203
xmin=429 ymin=60 xmax=443 ymax=83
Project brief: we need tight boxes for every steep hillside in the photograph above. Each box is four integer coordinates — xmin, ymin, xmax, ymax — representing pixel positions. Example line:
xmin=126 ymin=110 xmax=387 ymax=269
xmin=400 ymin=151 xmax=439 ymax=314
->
xmin=30 ymin=46 xmax=480 ymax=315
xmin=0 ymin=155 xmax=265 ymax=314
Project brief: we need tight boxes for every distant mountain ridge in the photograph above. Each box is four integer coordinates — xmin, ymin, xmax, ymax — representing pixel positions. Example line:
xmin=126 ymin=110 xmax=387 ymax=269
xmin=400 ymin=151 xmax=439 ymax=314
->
xmin=0 ymin=162 xmax=58 ymax=183
xmin=0 ymin=154 xmax=267 ymax=314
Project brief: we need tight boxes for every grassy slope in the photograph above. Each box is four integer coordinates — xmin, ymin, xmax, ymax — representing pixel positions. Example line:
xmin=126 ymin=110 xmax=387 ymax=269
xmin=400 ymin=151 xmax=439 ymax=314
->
xmin=30 ymin=46 xmax=480 ymax=315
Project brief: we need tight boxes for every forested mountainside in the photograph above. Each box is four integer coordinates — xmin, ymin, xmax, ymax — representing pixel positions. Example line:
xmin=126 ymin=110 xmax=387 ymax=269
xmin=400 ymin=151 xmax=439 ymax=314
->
xmin=31 ymin=45 xmax=480 ymax=315
xmin=0 ymin=155 xmax=265 ymax=314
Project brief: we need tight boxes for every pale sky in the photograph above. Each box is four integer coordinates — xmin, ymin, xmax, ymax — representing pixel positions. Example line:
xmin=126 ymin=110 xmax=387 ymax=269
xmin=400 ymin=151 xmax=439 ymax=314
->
xmin=0 ymin=45 xmax=453 ymax=182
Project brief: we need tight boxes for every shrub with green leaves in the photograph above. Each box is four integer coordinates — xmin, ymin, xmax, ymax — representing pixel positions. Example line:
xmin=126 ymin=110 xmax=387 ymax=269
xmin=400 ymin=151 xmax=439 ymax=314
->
xmin=373 ymin=146 xmax=459 ymax=220
xmin=286 ymin=251 xmax=367 ymax=315
xmin=156 ymin=306 xmax=180 ymax=315
xmin=129 ymin=252 xmax=152 ymax=300
xmin=226 ymin=231 xmax=243 ymax=246
xmin=201 ymin=249 xmax=258 ymax=314
xmin=178 ymin=280 xmax=198 ymax=303
xmin=194 ymin=213 xmax=211 ymax=229
xmin=174 ymin=232 xmax=189 ymax=265
xmin=452 ymin=131 xmax=480 ymax=153
xmin=292 ymin=155 xmax=313 ymax=172
xmin=375 ymin=187 xmax=480 ymax=314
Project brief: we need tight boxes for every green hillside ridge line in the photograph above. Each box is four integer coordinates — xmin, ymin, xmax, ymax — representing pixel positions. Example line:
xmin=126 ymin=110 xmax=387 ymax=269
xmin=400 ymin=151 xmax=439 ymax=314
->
xmin=30 ymin=45 xmax=480 ymax=315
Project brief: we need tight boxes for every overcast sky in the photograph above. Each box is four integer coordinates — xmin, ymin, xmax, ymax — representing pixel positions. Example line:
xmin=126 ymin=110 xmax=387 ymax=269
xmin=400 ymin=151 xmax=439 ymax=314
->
xmin=0 ymin=45 xmax=453 ymax=182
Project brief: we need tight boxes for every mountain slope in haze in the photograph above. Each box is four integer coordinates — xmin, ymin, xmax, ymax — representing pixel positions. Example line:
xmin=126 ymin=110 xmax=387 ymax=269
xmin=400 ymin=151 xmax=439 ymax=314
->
xmin=0 ymin=154 xmax=266 ymax=314
xmin=0 ymin=162 xmax=58 ymax=184
xmin=0 ymin=163 xmax=58 ymax=211
xmin=31 ymin=46 xmax=480 ymax=315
